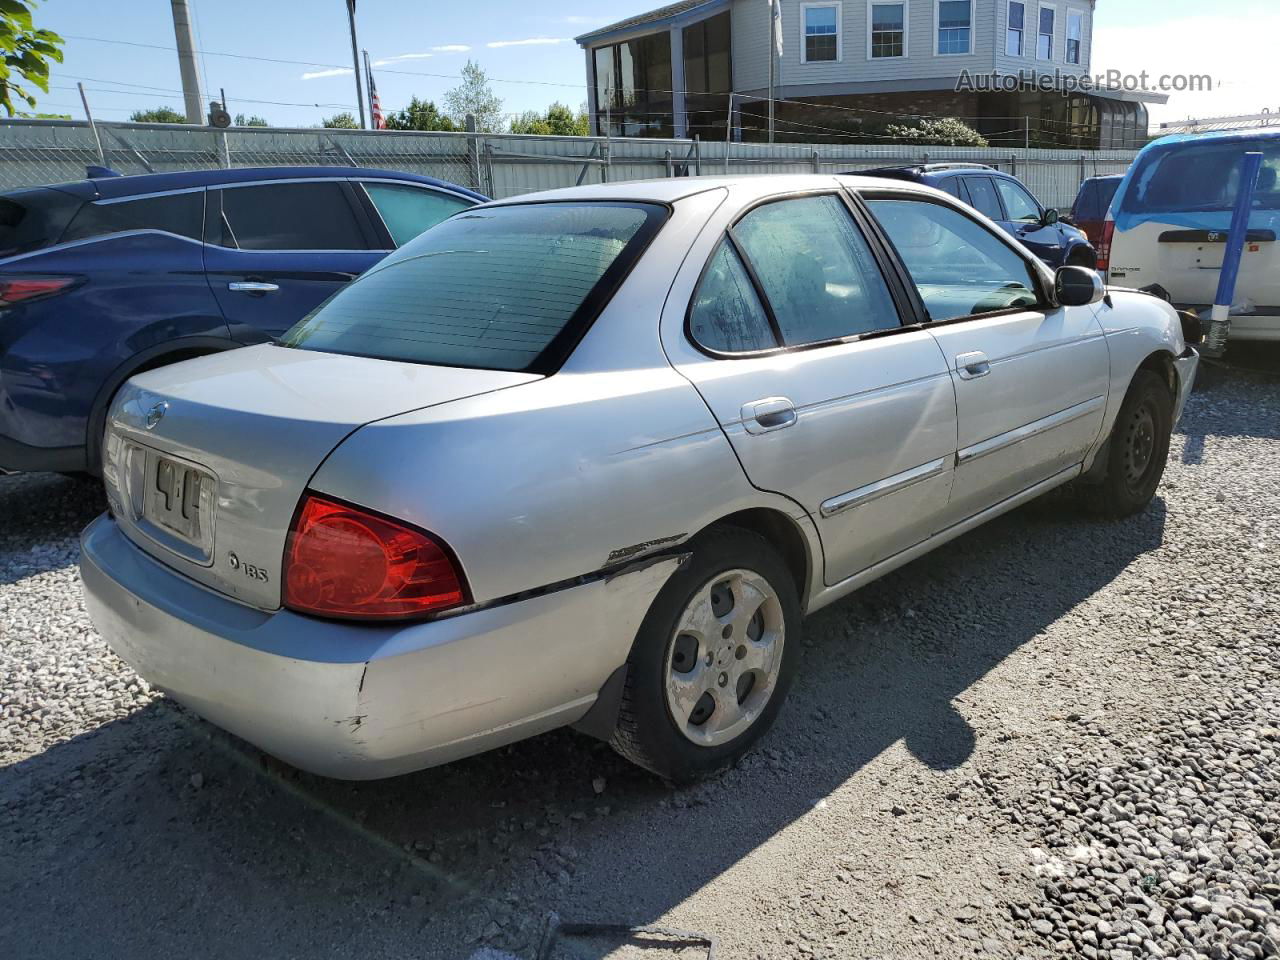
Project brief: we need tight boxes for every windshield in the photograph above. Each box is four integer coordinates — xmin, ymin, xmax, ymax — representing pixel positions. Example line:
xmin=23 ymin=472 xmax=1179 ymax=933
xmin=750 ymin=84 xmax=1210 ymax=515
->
xmin=1120 ymin=139 xmax=1280 ymax=215
xmin=280 ymin=201 xmax=666 ymax=372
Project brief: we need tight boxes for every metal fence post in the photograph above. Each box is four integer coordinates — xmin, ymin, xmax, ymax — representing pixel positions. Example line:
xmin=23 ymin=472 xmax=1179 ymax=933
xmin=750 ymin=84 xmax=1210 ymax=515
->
xmin=812 ymin=149 xmax=820 ymax=173
xmin=601 ymin=136 xmax=610 ymax=183
xmin=692 ymin=135 xmax=701 ymax=176
xmin=1009 ymin=153 xmax=1018 ymax=177
xmin=665 ymin=149 xmax=674 ymax=178
xmin=218 ymin=130 xmax=231 ymax=168
xmin=465 ymin=114 xmax=482 ymax=193
xmin=1079 ymin=153 xmax=1086 ymax=185
xmin=483 ymin=140 xmax=496 ymax=197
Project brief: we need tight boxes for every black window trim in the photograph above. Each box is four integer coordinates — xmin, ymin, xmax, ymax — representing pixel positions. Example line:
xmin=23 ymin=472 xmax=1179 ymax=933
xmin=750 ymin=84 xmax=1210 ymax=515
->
xmin=683 ymin=188 xmax=919 ymax=361
xmin=853 ymin=186 xmax=1056 ymax=327
xmin=202 ymin=178 xmax=381 ymax=252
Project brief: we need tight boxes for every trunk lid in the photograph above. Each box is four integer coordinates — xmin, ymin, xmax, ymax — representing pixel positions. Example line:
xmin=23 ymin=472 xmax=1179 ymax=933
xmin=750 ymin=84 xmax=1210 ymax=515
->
xmin=103 ymin=343 xmax=539 ymax=609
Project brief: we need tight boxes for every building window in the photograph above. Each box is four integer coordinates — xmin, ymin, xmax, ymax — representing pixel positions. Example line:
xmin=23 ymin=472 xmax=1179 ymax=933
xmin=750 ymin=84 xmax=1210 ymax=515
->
xmin=682 ymin=12 xmax=732 ymax=139
xmin=802 ymin=3 xmax=840 ymax=63
xmin=869 ymin=2 xmax=906 ymax=59
xmin=1037 ymin=4 xmax=1055 ymax=60
xmin=1066 ymin=9 xmax=1083 ymax=64
xmin=936 ymin=0 xmax=972 ymax=55
xmin=592 ymin=31 xmax=674 ymax=138
xmin=1006 ymin=1 xmax=1025 ymax=56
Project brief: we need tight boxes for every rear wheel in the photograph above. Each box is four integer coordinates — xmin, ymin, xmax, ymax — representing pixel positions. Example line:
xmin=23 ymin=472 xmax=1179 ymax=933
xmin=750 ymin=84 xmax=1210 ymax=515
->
xmin=1082 ymin=369 xmax=1173 ymax=516
xmin=610 ymin=528 xmax=802 ymax=783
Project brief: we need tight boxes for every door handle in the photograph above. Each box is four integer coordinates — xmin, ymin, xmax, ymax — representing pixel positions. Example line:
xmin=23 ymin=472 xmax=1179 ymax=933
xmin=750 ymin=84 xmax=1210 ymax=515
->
xmin=227 ymin=281 xmax=279 ymax=294
xmin=741 ymin=397 xmax=797 ymax=434
xmin=955 ymin=351 xmax=991 ymax=380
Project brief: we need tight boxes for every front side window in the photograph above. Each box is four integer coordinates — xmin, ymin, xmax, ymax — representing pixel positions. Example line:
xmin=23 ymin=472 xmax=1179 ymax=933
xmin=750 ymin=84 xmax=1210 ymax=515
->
xmin=962 ymin=177 xmax=1004 ymax=220
xmin=732 ymin=195 xmax=900 ymax=346
xmin=994 ymin=178 xmax=1042 ymax=222
xmin=362 ymin=183 xmax=472 ymax=247
xmin=1038 ymin=5 xmax=1055 ymax=60
xmin=937 ymin=0 xmax=972 ymax=54
xmin=688 ymin=240 xmax=777 ymax=353
xmin=1006 ymin=1 xmax=1025 ymax=56
xmin=867 ymin=198 xmax=1041 ymax=321
xmin=62 ymin=191 xmax=203 ymax=244
xmin=1066 ymin=9 xmax=1083 ymax=64
xmin=870 ymin=3 xmax=906 ymax=58
xmin=282 ymin=202 xmax=664 ymax=372
xmin=803 ymin=4 xmax=840 ymax=63
xmin=214 ymin=182 xmax=366 ymax=251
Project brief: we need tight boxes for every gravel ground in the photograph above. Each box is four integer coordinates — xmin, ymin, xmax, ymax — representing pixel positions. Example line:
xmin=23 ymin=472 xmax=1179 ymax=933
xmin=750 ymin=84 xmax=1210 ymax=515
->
xmin=1 ymin=354 xmax=1277 ymax=960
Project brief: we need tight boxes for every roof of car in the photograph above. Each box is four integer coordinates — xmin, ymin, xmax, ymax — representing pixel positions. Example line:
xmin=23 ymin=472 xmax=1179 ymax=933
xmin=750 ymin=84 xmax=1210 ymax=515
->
xmin=42 ymin=166 xmax=487 ymax=203
xmin=481 ymin=174 xmax=939 ymax=207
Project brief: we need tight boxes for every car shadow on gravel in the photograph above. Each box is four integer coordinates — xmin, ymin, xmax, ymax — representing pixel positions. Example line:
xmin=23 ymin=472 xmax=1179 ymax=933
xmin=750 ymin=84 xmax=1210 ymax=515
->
xmin=1 ymin=486 xmax=1169 ymax=958
xmin=0 ymin=471 xmax=104 ymax=586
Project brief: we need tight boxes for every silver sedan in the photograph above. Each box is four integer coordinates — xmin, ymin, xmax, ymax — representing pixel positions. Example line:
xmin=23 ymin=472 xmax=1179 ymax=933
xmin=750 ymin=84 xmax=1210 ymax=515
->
xmin=81 ymin=175 xmax=1198 ymax=782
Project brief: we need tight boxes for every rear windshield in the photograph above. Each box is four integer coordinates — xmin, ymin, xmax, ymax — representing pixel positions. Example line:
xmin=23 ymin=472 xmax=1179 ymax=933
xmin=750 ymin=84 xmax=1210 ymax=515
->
xmin=1120 ymin=139 xmax=1280 ymax=215
xmin=280 ymin=201 xmax=666 ymax=372
xmin=0 ymin=187 xmax=83 ymax=257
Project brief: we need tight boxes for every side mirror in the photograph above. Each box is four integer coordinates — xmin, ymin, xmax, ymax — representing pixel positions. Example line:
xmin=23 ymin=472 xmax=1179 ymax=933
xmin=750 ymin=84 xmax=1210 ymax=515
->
xmin=1042 ymin=208 xmax=1061 ymax=226
xmin=1055 ymin=265 xmax=1105 ymax=307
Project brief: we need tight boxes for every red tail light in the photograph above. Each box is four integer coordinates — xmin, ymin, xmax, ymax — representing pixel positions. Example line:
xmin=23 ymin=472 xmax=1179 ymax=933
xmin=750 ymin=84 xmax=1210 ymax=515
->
xmin=1096 ymin=220 xmax=1115 ymax=274
xmin=0 ymin=275 xmax=77 ymax=306
xmin=283 ymin=493 xmax=468 ymax=620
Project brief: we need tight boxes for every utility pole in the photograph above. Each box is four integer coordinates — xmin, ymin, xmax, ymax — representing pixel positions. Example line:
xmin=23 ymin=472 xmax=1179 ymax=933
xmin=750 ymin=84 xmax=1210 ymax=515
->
xmin=767 ymin=0 xmax=776 ymax=142
xmin=345 ymin=0 xmax=367 ymax=129
xmin=169 ymin=0 xmax=206 ymax=124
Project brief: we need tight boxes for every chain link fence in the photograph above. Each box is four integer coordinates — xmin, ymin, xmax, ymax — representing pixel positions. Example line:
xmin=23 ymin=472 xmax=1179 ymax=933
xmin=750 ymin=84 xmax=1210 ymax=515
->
xmin=0 ymin=118 xmax=1138 ymax=210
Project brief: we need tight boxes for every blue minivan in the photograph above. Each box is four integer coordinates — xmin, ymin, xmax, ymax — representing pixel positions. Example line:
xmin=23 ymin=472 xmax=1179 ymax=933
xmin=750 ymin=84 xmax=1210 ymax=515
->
xmin=0 ymin=166 xmax=485 ymax=475
xmin=858 ymin=163 xmax=1096 ymax=270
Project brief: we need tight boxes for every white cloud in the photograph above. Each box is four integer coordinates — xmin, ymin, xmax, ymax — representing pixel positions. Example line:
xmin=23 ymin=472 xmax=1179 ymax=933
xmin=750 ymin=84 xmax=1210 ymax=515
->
xmin=1092 ymin=11 xmax=1280 ymax=128
xmin=300 ymin=67 xmax=353 ymax=80
xmin=373 ymin=53 xmax=433 ymax=66
xmin=432 ymin=44 xmax=471 ymax=53
xmin=562 ymin=15 xmax=608 ymax=25
xmin=485 ymin=37 xmax=569 ymax=49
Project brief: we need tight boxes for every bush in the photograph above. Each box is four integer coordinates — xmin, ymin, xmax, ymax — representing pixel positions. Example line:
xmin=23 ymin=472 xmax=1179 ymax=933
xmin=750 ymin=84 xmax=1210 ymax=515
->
xmin=882 ymin=117 xmax=988 ymax=147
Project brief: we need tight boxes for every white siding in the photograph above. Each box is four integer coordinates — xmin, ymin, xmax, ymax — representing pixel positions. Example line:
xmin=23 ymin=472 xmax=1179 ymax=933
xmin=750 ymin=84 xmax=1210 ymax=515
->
xmin=994 ymin=0 xmax=1091 ymax=75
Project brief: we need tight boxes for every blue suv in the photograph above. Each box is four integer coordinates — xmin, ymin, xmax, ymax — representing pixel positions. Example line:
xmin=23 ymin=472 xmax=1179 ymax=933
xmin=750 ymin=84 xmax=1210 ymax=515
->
xmin=0 ymin=166 xmax=485 ymax=475
xmin=857 ymin=163 xmax=1096 ymax=270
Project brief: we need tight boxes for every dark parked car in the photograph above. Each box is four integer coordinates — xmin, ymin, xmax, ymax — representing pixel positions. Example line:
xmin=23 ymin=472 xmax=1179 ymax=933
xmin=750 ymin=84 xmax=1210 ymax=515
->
xmin=1068 ymin=174 xmax=1123 ymax=250
xmin=856 ymin=163 xmax=1096 ymax=270
xmin=0 ymin=166 xmax=485 ymax=475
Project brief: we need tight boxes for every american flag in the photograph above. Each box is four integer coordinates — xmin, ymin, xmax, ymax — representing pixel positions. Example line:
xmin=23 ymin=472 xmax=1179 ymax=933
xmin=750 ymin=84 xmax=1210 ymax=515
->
xmin=368 ymin=66 xmax=385 ymax=129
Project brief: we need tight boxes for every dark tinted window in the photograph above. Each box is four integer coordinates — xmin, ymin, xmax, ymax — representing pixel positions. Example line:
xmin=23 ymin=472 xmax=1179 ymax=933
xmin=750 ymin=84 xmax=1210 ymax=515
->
xmin=1073 ymin=181 xmax=1099 ymax=220
xmin=281 ymin=202 xmax=664 ymax=372
xmin=61 ymin=191 xmax=203 ymax=244
xmin=215 ymin=182 xmax=367 ymax=250
xmin=1095 ymin=178 xmax=1120 ymax=218
xmin=0 ymin=187 xmax=82 ymax=255
xmin=963 ymin=176 xmax=1004 ymax=219
xmin=689 ymin=240 xmax=777 ymax=353
xmin=733 ymin=195 xmax=900 ymax=345
xmin=937 ymin=177 xmax=964 ymax=199
xmin=868 ymin=198 xmax=1040 ymax=321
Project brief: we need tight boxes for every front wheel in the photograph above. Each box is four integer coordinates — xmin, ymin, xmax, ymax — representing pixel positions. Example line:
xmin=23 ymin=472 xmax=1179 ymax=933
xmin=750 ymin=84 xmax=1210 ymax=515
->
xmin=1083 ymin=369 xmax=1173 ymax=517
xmin=609 ymin=528 xmax=802 ymax=783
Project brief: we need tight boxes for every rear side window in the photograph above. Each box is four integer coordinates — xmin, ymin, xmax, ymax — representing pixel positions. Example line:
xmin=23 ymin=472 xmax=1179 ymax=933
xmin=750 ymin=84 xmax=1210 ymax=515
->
xmin=214 ymin=182 xmax=368 ymax=250
xmin=689 ymin=240 xmax=777 ymax=353
xmin=937 ymin=178 xmax=964 ymax=200
xmin=1121 ymin=139 xmax=1280 ymax=214
xmin=731 ymin=194 xmax=900 ymax=346
xmin=61 ymin=191 xmax=203 ymax=244
xmin=0 ymin=188 xmax=82 ymax=255
xmin=963 ymin=176 xmax=1004 ymax=220
xmin=362 ymin=183 xmax=472 ymax=247
xmin=281 ymin=202 xmax=665 ymax=372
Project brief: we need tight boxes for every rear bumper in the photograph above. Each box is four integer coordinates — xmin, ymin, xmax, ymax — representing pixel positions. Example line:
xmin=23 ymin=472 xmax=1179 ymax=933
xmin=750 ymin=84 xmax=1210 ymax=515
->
xmin=1173 ymin=347 xmax=1198 ymax=428
xmin=80 ymin=514 xmax=679 ymax=779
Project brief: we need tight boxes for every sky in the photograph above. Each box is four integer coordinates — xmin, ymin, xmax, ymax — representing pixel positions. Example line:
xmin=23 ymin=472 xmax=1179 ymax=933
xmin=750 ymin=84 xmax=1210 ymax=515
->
xmin=34 ymin=0 xmax=1280 ymax=130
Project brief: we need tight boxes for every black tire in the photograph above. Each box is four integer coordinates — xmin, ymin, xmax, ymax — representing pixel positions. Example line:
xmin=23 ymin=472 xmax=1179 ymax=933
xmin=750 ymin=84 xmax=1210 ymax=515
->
xmin=609 ymin=527 xmax=802 ymax=783
xmin=1067 ymin=247 xmax=1098 ymax=270
xmin=1082 ymin=369 xmax=1173 ymax=517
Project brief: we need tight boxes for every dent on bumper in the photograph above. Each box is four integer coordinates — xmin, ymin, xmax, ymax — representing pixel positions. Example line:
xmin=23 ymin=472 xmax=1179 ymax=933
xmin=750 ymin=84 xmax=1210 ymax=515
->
xmin=80 ymin=514 xmax=680 ymax=779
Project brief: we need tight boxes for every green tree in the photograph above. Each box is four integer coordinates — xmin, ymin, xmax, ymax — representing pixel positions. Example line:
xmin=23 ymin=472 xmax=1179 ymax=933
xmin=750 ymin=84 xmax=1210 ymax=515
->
xmin=322 ymin=111 xmax=360 ymax=129
xmin=129 ymin=105 xmax=187 ymax=124
xmin=0 ymin=0 xmax=63 ymax=117
xmin=384 ymin=96 xmax=455 ymax=132
xmin=443 ymin=59 xmax=503 ymax=132
xmin=882 ymin=117 xmax=987 ymax=147
xmin=234 ymin=112 xmax=268 ymax=127
xmin=510 ymin=101 xmax=589 ymax=137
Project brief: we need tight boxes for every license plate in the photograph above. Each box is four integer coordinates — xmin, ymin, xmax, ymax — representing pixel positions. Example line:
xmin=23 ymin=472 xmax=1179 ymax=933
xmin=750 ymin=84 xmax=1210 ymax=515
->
xmin=125 ymin=445 xmax=216 ymax=563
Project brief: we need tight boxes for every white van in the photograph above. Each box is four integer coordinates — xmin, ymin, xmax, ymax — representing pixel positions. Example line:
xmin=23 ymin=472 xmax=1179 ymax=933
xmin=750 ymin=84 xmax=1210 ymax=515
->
xmin=1104 ymin=129 xmax=1280 ymax=341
